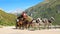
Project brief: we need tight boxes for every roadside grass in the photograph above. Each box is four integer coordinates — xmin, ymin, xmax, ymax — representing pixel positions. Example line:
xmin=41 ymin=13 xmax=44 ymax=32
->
xmin=0 ymin=25 xmax=3 ymax=28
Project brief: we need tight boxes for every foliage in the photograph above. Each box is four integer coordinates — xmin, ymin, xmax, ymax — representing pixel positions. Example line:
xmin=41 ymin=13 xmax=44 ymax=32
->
xmin=0 ymin=10 xmax=16 ymax=26
xmin=25 ymin=0 xmax=60 ymax=25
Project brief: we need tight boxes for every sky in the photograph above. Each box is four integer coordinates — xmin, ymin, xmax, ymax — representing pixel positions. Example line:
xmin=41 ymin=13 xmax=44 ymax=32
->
xmin=0 ymin=0 xmax=44 ymax=13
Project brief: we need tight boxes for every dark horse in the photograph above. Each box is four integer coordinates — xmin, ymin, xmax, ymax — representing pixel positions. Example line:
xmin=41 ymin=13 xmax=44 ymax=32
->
xmin=16 ymin=15 xmax=34 ymax=29
xmin=16 ymin=15 xmax=24 ymax=29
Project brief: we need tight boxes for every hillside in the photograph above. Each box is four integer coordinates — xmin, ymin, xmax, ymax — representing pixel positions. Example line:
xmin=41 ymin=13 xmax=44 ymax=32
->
xmin=0 ymin=10 xmax=16 ymax=26
xmin=25 ymin=0 xmax=60 ymax=25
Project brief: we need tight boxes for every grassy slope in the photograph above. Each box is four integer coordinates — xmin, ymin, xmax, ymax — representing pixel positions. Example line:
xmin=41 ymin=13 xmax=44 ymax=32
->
xmin=0 ymin=10 xmax=16 ymax=26
xmin=25 ymin=0 xmax=60 ymax=25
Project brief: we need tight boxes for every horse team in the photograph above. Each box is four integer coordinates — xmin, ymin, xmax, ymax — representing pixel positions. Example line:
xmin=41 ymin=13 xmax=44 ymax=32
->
xmin=15 ymin=11 xmax=55 ymax=30
xmin=16 ymin=16 xmax=55 ymax=30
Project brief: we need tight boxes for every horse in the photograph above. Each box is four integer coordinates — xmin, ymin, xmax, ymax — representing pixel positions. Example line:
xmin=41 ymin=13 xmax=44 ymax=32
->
xmin=23 ymin=18 xmax=36 ymax=29
xmin=36 ymin=18 xmax=44 ymax=25
xmin=35 ymin=18 xmax=44 ymax=29
xmin=16 ymin=18 xmax=24 ymax=29
xmin=47 ymin=17 xmax=55 ymax=28
xmin=41 ymin=17 xmax=55 ymax=29
xmin=42 ymin=18 xmax=49 ymax=28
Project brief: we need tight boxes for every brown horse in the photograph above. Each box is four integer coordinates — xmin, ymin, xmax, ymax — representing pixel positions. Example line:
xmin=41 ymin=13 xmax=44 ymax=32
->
xmin=22 ymin=19 xmax=35 ymax=29
xmin=16 ymin=18 xmax=34 ymax=29
xmin=16 ymin=18 xmax=24 ymax=29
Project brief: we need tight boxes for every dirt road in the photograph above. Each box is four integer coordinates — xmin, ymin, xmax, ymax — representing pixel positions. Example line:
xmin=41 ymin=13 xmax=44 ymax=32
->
xmin=0 ymin=26 xmax=60 ymax=34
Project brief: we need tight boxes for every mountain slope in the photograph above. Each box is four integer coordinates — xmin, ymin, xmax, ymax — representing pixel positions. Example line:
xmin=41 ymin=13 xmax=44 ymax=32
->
xmin=25 ymin=0 xmax=60 ymax=25
xmin=0 ymin=10 xmax=16 ymax=26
